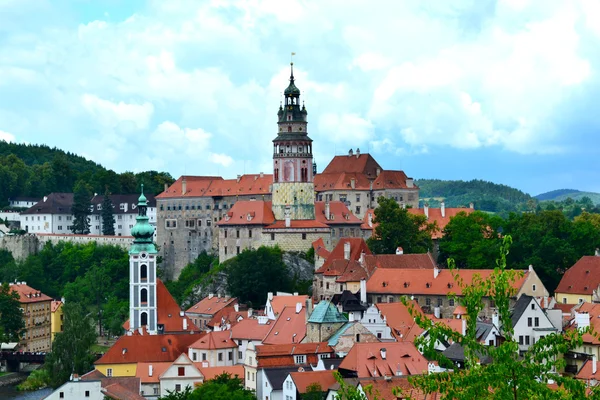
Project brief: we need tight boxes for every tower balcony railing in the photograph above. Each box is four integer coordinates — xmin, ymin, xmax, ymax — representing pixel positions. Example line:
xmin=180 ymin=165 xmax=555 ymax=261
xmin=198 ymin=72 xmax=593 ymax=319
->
xmin=274 ymin=152 xmax=312 ymax=158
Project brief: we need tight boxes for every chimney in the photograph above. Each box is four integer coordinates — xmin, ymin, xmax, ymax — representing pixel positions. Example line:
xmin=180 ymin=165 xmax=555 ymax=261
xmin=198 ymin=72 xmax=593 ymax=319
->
xmin=182 ymin=177 xmax=187 ymax=195
xmin=248 ymin=308 xmax=253 ymax=318
xmin=183 ymin=318 xmax=187 ymax=330
xmin=380 ymin=348 xmax=387 ymax=360
xmin=356 ymin=148 xmax=360 ymax=157
xmin=434 ymin=266 xmax=440 ymax=279
xmin=305 ymin=298 xmax=313 ymax=322
xmin=285 ymin=214 xmax=291 ymax=228
xmin=376 ymin=168 xmax=381 ymax=177
xmin=325 ymin=202 xmax=331 ymax=220
xmin=462 ymin=319 xmax=467 ymax=336
xmin=350 ymin=178 xmax=355 ymax=189
xmin=433 ymin=307 xmax=440 ymax=319
xmin=348 ymin=149 xmax=354 ymax=157
xmin=424 ymin=203 xmax=429 ymax=219
xmin=234 ymin=303 xmax=239 ymax=312
xmin=440 ymin=202 xmax=445 ymax=218
xmin=406 ymin=178 xmax=414 ymax=188
xmin=596 ymin=248 xmax=600 ymax=257
xmin=469 ymin=202 xmax=474 ymax=209
xmin=360 ymin=279 xmax=367 ymax=304
xmin=576 ymin=312 xmax=590 ymax=330
xmin=149 ymin=363 xmax=154 ymax=376
xmin=237 ymin=175 xmax=242 ymax=183
xmin=396 ymin=247 xmax=403 ymax=255
xmin=268 ymin=292 xmax=274 ymax=301
xmin=594 ymin=355 xmax=597 ymax=375
xmin=368 ymin=212 xmax=373 ymax=227
xmin=164 ymin=183 xmax=169 ymax=192
xmin=296 ymin=302 xmax=303 ymax=314
xmin=492 ymin=312 xmax=499 ymax=329
xmin=208 ymin=293 xmax=214 ymax=299
xmin=43 ymin=196 xmax=48 ymax=202
xmin=359 ymin=251 xmax=366 ymax=265
xmin=260 ymin=171 xmax=264 ymax=178
xmin=344 ymin=241 xmax=351 ymax=260
xmin=293 ymin=292 xmax=298 ymax=296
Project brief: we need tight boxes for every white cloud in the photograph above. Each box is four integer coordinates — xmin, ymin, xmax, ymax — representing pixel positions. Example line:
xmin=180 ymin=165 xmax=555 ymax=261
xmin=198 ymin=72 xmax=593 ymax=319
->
xmin=318 ymin=113 xmax=374 ymax=144
xmin=208 ymin=153 xmax=234 ymax=167
xmin=0 ymin=130 xmax=15 ymax=142
xmin=81 ymin=94 xmax=154 ymax=130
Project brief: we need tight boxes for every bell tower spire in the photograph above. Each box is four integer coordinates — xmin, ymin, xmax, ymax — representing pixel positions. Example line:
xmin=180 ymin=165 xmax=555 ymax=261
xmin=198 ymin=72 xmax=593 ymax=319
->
xmin=272 ymin=58 xmax=315 ymax=220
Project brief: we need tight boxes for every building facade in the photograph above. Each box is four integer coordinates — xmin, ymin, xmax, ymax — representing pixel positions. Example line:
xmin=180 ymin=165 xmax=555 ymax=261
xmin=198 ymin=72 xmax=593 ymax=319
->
xmin=7 ymin=282 xmax=53 ymax=352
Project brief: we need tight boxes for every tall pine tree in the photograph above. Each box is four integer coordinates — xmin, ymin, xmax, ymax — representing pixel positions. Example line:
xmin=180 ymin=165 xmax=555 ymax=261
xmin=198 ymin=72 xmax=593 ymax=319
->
xmin=101 ymin=190 xmax=115 ymax=235
xmin=71 ymin=180 xmax=92 ymax=234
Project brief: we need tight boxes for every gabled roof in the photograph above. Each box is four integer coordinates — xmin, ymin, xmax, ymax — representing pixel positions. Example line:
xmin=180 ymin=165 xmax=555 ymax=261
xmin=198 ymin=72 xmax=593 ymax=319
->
xmin=511 ymin=294 xmax=535 ymax=327
xmin=314 ymin=201 xmax=362 ymax=226
xmin=372 ymin=170 xmax=414 ymax=190
xmin=136 ymin=362 xmax=171 ymax=383
xmin=567 ymin=302 xmax=600 ymax=345
xmin=90 ymin=193 xmax=156 ymax=215
xmin=407 ymin=207 xmax=474 ymax=239
xmin=331 ymin=291 xmax=366 ymax=312
xmin=217 ymin=201 xmax=275 ymax=226
xmin=186 ymin=295 xmax=237 ymax=315
xmin=8 ymin=283 xmax=52 ymax=304
xmin=51 ymin=300 xmax=62 ymax=313
xmin=367 ymin=268 xmax=528 ymax=296
xmin=264 ymin=367 xmax=300 ymax=390
xmin=95 ymin=332 xmax=203 ymax=365
xmin=555 ymin=256 xmax=600 ymax=295
xmin=207 ymin=306 xmax=244 ymax=329
xmin=575 ymin=359 xmax=600 ymax=381
xmin=312 ymin=238 xmax=331 ymax=259
xmin=442 ymin=342 xmax=493 ymax=365
xmin=320 ymin=238 xmax=371 ymax=270
xmin=230 ymin=318 xmax=273 ymax=341
xmin=290 ymin=370 xmax=338 ymax=393
xmin=123 ymin=279 xmax=197 ymax=333
xmin=256 ymin=342 xmax=334 ymax=358
xmin=269 ymin=295 xmax=309 ymax=316
xmin=338 ymin=342 xmax=428 ymax=378
xmin=101 ymin=377 xmax=144 ymax=400
xmin=21 ymin=193 xmax=74 ymax=215
xmin=362 ymin=253 xmax=436 ymax=276
xmin=359 ymin=376 xmax=442 ymax=400
xmin=263 ymin=306 xmax=307 ymax=345
xmin=321 ymin=153 xmax=382 ymax=176
xmin=308 ymin=301 xmax=348 ymax=324
xmin=157 ymin=174 xmax=272 ymax=199
xmin=189 ymin=330 xmax=238 ymax=350
xmin=376 ymin=301 xmax=424 ymax=341
xmin=197 ymin=365 xmax=245 ymax=382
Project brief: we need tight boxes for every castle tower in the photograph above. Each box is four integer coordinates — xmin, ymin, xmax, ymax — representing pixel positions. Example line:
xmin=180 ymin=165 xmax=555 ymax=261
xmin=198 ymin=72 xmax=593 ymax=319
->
xmin=272 ymin=62 xmax=315 ymax=220
xmin=129 ymin=185 xmax=158 ymax=334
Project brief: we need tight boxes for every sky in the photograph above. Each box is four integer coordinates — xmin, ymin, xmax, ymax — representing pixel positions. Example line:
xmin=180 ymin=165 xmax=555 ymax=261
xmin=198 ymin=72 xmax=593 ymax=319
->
xmin=1 ymin=0 xmax=600 ymax=196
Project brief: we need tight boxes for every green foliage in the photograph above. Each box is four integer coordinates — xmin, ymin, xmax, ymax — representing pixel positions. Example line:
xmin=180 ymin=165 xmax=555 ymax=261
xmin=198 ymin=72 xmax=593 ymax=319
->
xmin=539 ymin=196 xmax=600 ymax=219
xmin=188 ymin=373 xmax=256 ymax=400
xmin=438 ymin=211 xmax=503 ymax=269
xmin=226 ymin=246 xmax=292 ymax=307
xmin=17 ymin=368 xmax=50 ymax=391
xmin=367 ymin=197 xmax=435 ymax=254
xmin=303 ymin=382 xmax=325 ymax=400
xmin=159 ymin=386 xmax=194 ymax=400
xmin=0 ymin=249 xmax=18 ymax=282
xmin=165 ymin=252 xmax=218 ymax=306
xmin=71 ymin=180 xmax=92 ymax=234
xmin=45 ymin=302 xmax=97 ymax=388
xmin=101 ymin=190 xmax=116 ymax=235
xmin=0 ymin=282 xmax=25 ymax=343
xmin=403 ymin=236 xmax=600 ymax=399
xmin=333 ymin=371 xmax=379 ymax=400
xmin=0 ymin=141 xmax=174 ymax=207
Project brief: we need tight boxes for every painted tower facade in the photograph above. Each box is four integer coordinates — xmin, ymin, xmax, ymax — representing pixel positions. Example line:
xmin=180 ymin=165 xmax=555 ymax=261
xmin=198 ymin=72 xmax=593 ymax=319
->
xmin=272 ymin=62 xmax=315 ymax=220
xmin=129 ymin=186 xmax=158 ymax=334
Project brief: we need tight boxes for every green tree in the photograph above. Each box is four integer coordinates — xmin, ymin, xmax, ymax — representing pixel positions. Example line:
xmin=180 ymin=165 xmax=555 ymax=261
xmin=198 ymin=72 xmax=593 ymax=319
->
xmin=188 ymin=373 xmax=255 ymax=400
xmin=333 ymin=371 xmax=380 ymax=400
xmin=367 ymin=197 xmax=436 ymax=254
xmin=303 ymin=382 xmax=325 ymax=400
xmin=226 ymin=246 xmax=292 ymax=307
xmin=102 ymin=295 xmax=129 ymax=337
xmin=438 ymin=211 xmax=503 ymax=268
xmin=45 ymin=302 xmax=97 ymax=388
xmin=101 ymin=190 xmax=116 ymax=235
xmin=165 ymin=252 xmax=217 ymax=305
xmin=71 ymin=180 xmax=92 ymax=234
xmin=0 ymin=282 xmax=25 ymax=343
xmin=401 ymin=236 xmax=599 ymax=399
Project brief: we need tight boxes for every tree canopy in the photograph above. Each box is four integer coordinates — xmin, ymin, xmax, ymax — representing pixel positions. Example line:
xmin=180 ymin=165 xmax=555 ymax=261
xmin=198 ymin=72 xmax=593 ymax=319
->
xmin=0 ymin=282 xmax=25 ymax=343
xmin=367 ymin=197 xmax=436 ymax=254
xmin=71 ymin=180 xmax=92 ymax=234
xmin=159 ymin=373 xmax=255 ymax=400
xmin=101 ymin=190 xmax=116 ymax=235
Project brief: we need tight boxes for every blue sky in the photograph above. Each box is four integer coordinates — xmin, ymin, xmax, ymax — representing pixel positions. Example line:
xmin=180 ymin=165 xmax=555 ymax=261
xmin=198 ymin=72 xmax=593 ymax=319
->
xmin=1 ymin=0 xmax=600 ymax=196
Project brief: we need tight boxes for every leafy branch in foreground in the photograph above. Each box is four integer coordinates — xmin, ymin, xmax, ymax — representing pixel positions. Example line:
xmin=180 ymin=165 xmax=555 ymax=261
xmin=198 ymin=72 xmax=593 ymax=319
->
xmin=400 ymin=235 xmax=600 ymax=399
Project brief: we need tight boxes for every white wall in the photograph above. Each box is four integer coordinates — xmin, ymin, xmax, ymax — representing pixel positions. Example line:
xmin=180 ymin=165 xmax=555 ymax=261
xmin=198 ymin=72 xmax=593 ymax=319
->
xmin=188 ymin=348 xmax=237 ymax=368
xmin=140 ymin=383 xmax=160 ymax=399
xmin=46 ymin=380 xmax=103 ymax=400
xmin=359 ymin=305 xmax=393 ymax=340
xmin=513 ymin=298 xmax=557 ymax=352
xmin=282 ymin=375 xmax=298 ymax=400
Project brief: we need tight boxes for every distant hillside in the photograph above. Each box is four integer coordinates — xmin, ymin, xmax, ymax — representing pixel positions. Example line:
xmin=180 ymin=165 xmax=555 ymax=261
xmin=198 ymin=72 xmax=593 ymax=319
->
xmin=536 ymin=189 xmax=600 ymax=204
xmin=0 ymin=141 xmax=174 ymax=208
xmin=415 ymin=179 xmax=532 ymax=213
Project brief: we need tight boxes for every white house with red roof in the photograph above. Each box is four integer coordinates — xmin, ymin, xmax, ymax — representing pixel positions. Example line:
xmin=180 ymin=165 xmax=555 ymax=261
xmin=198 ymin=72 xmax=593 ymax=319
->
xmin=187 ymin=330 xmax=239 ymax=367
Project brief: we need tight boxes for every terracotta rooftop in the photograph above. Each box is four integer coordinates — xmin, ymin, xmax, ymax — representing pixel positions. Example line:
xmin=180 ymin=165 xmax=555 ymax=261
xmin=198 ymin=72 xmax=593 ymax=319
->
xmin=230 ymin=318 xmax=273 ymax=341
xmin=367 ymin=268 xmax=528 ymax=296
xmin=322 ymin=153 xmax=383 ymax=176
xmin=265 ymin=219 xmax=330 ymax=229
xmin=95 ymin=332 xmax=204 ymax=365
xmin=102 ymin=380 xmax=145 ymax=400
xmin=217 ymin=200 xmax=275 ymax=226
xmin=320 ymin=238 xmax=371 ymax=270
xmin=157 ymin=174 xmax=273 ymax=199
xmin=312 ymin=238 xmax=331 ymax=259
xmin=186 ymin=295 xmax=237 ymax=315
xmin=256 ymin=342 xmax=334 ymax=357
xmin=360 ymin=377 xmax=441 ymax=400
xmin=314 ymin=201 xmax=362 ymax=226
xmin=7 ymin=283 xmax=52 ymax=304
xmin=407 ymin=207 xmax=474 ymax=239
xmin=568 ymin=302 xmax=600 ymax=345
xmin=339 ymin=342 xmax=428 ymax=378
xmin=575 ymin=359 xmax=600 ymax=381
xmin=376 ymin=301 xmax=425 ymax=341
xmin=263 ymin=305 xmax=307 ymax=345
xmin=269 ymin=295 xmax=309 ymax=316
xmin=189 ymin=330 xmax=238 ymax=350
xmin=362 ymin=253 xmax=436 ymax=275
xmin=197 ymin=365 xmax=245 ymax=382
xmin=290 ymin=370 xmax=338 ymax=393
xmin=123 ymin=279 xmax=198 ymax=333
xmin=207 ymin=306 xmax=244 ymax=329
xmin=555 ymin=256 xmax=600 ymax=295
xmin=51 ymin=300 xmax=63 ymax=313
xmin=136 ymin=362 xmax=171 ymax=383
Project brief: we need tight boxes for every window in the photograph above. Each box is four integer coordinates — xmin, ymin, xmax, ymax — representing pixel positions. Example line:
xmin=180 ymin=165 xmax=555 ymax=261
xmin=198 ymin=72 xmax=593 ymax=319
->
xmin=326 ymin=283 xmax=329 ymax=290
xmin=60 ymin=393 xmax=64 ymax=398
xmin=236 ymin=229 xmax=240 ymax=238
xmin=302 ymin=233 xmax=307 ymax=240
xmin=563 ymin=298 xmax=567 ymax=304
xmin=525 ymin=336 xmax=530 ymax=345
xmin=202 ymin=353 xmax=207 ymax=361
xmin=107 ymin=368 xmax=113 ymax=377
xmin=225 ymin=230 xmax=228 ymax=238
xmin=519 ymin=336 xmax=523 ymax=345
xmin=294 ymin=355 xmax=306 ymax=364
xmin=271 ymin=233 xmax=275 ymax=240
xmin=437 ymin=298 xmax=443 ymax=307
xmin=178 ymin=367 xmax=185 ymax=376
xmin=228 ymin=351 xmax=233 ymax=360
xmin=527 ymin=317 xmax=532 ymax=327
xmin=154 ymin=388 xmax=159 ymax=395
xmin=532 ymin=284 xmax=536 ymax=292
xmin=224 ymin=247 xmax=228 ymax=255
xmin=355 ymin=206 xmax=361 ymax=214
xmin=425 ymin=298 xmax=431 ymax=306
xmin=141 ymin=289 xmax=148 ymax=304
xmin=534 ymin=317 xmax=539 ymax=327
xmin=449 ymin=299 xmax=455 ymax=306
xmin=377 ymin=332 xmax=382 ymax=339
xmin=175 ymin=384 xmax=181 ymax=392
xmin=488 ymin=339 xmax=494 ymax=346
xmin=579 ymin=298 xmax=584 ymax=304
xmin=238 ymin=351 xmax=242 ymax=359
xmin=249 ymin=229 xmax=252 ymax=238
xmin=140 ymin=264 xmax=148 ymax=281
xmin=218 ymin=352 xmax=223 ymax=361
xmin=192 ymin=352 xmax=197 ymax=361
xmin=531 ymin=304 xmax=535 ymax=310
xmin=84 ymin=390 xmax=90 ymax=397
xmin=236 ymin=246 xmax=240 ymax=255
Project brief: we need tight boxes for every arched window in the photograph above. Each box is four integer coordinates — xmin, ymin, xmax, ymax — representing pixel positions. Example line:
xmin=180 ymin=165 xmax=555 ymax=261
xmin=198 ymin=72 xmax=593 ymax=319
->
xmin=288 ymin=126 xmax=292 ymax=132
xmin=141 ymin=312 xmax=148 ymax=326
xmin=274 ymin=169 xmax=279 ymax=182
xmin=140 ymin=264 xmax=148 ymax=281
xmin=141 ymin=288 xmax=148 ymax=304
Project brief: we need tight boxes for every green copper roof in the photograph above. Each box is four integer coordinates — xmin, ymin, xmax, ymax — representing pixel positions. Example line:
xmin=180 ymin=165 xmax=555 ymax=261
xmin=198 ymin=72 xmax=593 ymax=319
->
xmin=138 ymin=184 xmax=148 ymax=204
xmin=130 ymin=185 xmax=156 ymax=254
xmin=327 ymin=322 xmax=355 ymax=346
xmin=284 ymin=62 xmax=301 ymax=96
xmin=308 ymin=301 xmax=348 ymax=324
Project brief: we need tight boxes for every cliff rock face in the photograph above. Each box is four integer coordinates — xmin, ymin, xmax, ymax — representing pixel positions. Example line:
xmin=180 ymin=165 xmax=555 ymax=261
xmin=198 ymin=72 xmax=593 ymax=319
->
xmin=283 ymin=252 xmax=314 ymax=282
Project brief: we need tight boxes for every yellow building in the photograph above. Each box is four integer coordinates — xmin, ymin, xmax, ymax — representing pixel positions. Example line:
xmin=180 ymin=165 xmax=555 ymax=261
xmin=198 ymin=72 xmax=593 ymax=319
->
xmin=50 ymin=300 xmax=63 ymax=341
xmin=554 ymin=255 xmax=600 ymax=305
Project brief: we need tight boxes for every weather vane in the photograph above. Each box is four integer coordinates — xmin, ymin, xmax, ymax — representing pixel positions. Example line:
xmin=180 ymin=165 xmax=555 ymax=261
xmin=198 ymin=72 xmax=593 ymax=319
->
xmin=291 ymin=52 xmax=296 ymax=63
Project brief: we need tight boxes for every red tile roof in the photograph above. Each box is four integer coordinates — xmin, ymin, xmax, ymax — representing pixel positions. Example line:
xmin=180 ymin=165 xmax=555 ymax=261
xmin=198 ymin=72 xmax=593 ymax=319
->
xmin=123 ymin=280 xmax=198 ymax=333
xmin=315 ymin=201 xmax=362 ymax=225
xmin=361 ymin=209 xmax=377 ymax=230
xmin=207 ymin=306 xmax=244 ymax=329
xmin=367 ymin=268 xmax=528 ymax=296
xmin=157 ymin=174 xmax=273 ymax=199
xmin=361 ymin=377 xmax=441 ymax=400
xmin=568 ymin=303 xmax=600 ymax=345
xmin=256 ymin=342 xmax=333 ymax=358
xmin=312 ymin=238 xmax=331 ymax=259
xmin=51 ymin=300 xmax=62 ymax=313
xmin=186 ymin=295 xmax=237 ymax=315
xmin=314 ymin=172 xmax=375 ymax=191
xmin=575 ymin=359 xmax=600 ymax=381
xmin=263 ymin=306 xmax=307 ymax=345
xmin=217 ymin=201 xmax=275 ymax=226
xmin=95 ymin=332 xmax=204 ymax=365
xmin=197 ymin=365 xmax=245 ymax=382
xmin=270 ymin=295 xmax=309 ymax=316
xmin=231 ymin=318 xmax=273 ymax=341
xmin=339 ymin=342 xmax=428 ymax=378
xmin=322 ymin=153 xmax=382 ymax=176
xmin=265 ymin=219 xmax=330 ymax=229
xmin=8 ymin=283 xmax=52 ymax=304
xmin=136 ymin=362 xmax=171 ymax=383
xmin=407 ymin=207 xmax=474 ymax=239
xmin=555 ymin=256 xmax=600 ymax=295
xmin=362 ymin=253 xmax=436 ymax=275
xmin=320 ymin=238 xmax=371 ymax=270
xmin=372 ymin=170 xmax=413 ymax=190
xmin=375 ymin=301 xmax=425 ymax=341
xmin=290 ymin=370 xmax=338 ymax=393
xmin=102 ymin=380 xmax=145 ymax=400
xmin=189 ymin=330 xmax=238 ymax=350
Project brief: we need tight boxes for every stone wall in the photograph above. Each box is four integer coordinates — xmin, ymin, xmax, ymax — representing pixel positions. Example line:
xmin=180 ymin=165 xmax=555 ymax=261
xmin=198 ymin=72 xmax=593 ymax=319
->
xmin=261 ymin=230 xmax=329 ymax=253
xmin=271 ymin=182 xmax=315 ymax=220
xmin=0 ymin=235 xmax=38 ymax=261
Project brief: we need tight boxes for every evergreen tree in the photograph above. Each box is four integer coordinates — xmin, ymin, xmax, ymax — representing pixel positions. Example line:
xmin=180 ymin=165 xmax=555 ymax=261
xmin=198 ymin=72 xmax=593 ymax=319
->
xmin=0 ymin=282 xmax=26 ymax=343
xmin=101 ymin=190 xmax=116 ymax=235
xmin=71 ymin=180 xmax=92 ymax=234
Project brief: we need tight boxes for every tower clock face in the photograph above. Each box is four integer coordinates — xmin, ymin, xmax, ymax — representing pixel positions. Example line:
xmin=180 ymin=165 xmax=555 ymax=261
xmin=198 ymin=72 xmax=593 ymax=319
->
xmin=140 ymin=252 xmax=148 ymax=259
